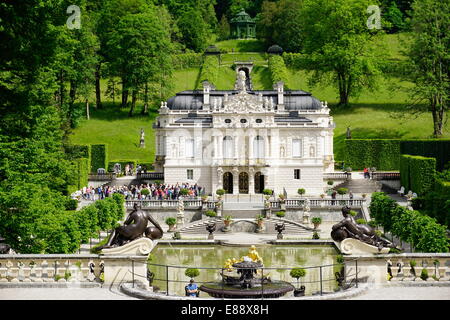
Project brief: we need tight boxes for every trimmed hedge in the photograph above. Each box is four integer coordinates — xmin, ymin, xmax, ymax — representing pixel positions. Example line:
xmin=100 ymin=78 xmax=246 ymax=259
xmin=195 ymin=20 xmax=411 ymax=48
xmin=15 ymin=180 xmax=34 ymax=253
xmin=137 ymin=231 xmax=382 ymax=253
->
xmin=400 ymin=155 xmax=436 ymax=195
xmin=90 ymin=144 xmax=108 ymax=173
xmin=282 ymin=52 xmax=311 ymax=70
xmin=268 ymin=54 xmax=289 ymax=88
xmin=370 ymin=192 xmax=448 ymax=253
xmin=413 ymin=179 xmax=450 ymax=228
xmin=344 ymin=139 xmax=450 ymax=171
xmin=344 ymin=139 xmax=401 ymax=170
xmin=400 ymin=140 xmax=450 ymax=171
xmin=172 ymin=53 xmax=203 ymax=69
xmin=399 ymin=153 xmax=410 ymax=190
xmin=197 ymin=55 xmax=219 ymax=88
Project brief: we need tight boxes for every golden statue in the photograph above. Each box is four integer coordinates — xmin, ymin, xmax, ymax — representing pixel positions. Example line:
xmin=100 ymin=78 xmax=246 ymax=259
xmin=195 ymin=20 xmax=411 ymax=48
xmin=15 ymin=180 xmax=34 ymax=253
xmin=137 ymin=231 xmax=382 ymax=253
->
xmin=246 ymin=245 xmax=263 ymax=264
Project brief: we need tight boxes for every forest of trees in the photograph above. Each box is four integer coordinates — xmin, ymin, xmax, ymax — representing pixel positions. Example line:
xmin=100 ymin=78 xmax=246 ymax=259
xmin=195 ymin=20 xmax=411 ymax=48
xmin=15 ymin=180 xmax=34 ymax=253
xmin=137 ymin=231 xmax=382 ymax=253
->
xmin=0 ymin=0 xmax=447 ymax=253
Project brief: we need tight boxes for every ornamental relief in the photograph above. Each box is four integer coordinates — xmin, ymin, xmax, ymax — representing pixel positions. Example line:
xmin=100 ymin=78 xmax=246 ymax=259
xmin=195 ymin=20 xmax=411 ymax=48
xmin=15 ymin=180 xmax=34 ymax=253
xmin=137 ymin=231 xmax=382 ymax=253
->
xmin=222 ymin=91 xmax=266 ymax=113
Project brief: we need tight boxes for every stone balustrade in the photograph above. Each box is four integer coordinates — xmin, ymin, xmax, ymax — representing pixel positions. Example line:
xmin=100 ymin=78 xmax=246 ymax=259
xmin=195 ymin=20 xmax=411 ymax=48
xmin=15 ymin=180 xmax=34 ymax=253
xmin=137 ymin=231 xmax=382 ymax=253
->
xmin=270 ymin=198 xmax=366 ymax=209
xmin=0 ymin=254 xmax=149 ymax=286
xmin=344 ymin=253 xmax=450 ymax=285
xmin=125 ymin=199 xmax=214 ymax=210
xmin=0 ymin=255 xmax=104 ymax=283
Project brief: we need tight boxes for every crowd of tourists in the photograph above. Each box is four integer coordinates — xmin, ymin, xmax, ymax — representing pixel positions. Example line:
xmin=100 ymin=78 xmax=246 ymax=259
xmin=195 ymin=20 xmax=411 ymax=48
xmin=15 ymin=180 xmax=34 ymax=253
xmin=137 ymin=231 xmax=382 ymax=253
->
xmin=73 ymin=182 xmax=204 ymax=201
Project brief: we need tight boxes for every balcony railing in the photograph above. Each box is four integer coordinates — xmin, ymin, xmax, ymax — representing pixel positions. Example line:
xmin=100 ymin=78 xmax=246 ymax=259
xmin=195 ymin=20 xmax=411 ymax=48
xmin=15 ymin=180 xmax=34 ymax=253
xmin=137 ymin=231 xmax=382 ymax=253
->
xmin=88 ymin=173 xmax=116 ymax=181
xmin=136 ymin=172 xmax=164 ymax=180
xmin=372 ymin=172 xmax=400 ymax=180
xmin=323 ymin=172 xmax=351 ymax=181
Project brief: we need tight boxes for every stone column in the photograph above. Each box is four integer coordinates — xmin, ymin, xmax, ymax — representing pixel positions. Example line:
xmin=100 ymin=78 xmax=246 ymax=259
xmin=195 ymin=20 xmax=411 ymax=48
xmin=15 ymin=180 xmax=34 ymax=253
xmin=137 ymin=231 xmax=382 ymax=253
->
xmin=248 ymin=135 xmax=254 ymax=164
xmin=232 ymin=167 xmax=239 ymax=195
xmin=248 ymin=167 xmax=255 ymax=195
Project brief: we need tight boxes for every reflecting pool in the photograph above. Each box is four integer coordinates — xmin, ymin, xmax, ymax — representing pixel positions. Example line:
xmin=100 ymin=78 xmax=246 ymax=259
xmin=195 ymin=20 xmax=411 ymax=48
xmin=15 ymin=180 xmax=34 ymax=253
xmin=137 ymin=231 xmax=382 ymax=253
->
xmin=148 ymin=244 xmax=340 ymax=297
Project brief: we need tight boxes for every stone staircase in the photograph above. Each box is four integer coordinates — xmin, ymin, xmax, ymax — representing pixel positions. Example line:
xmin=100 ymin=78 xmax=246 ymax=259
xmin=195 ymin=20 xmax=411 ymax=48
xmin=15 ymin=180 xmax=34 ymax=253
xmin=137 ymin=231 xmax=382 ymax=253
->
xmin=333 ymin=178 xmax=382 ymax=194
xmin=176 ymin=217 xmax=313 ymax=236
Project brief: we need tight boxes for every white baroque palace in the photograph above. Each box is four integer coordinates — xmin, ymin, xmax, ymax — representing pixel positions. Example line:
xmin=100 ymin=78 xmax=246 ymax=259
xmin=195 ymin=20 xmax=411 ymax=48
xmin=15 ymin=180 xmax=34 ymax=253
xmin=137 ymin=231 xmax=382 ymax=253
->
xmin=154 ymin=71 xmax=335 ymax=196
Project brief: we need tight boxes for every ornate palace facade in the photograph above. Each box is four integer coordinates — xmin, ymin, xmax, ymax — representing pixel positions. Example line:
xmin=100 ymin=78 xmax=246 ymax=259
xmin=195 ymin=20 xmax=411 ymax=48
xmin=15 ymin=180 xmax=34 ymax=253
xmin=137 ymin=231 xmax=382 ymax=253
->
xmin=154 ymin=72 xmax=335 ymax=196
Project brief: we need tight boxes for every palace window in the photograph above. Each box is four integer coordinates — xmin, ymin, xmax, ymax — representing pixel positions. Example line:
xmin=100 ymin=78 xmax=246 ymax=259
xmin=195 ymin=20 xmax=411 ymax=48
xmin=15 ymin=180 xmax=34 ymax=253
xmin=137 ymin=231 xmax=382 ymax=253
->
xmin=185 ymin=139 xmax=195 ymax=158
xmin=292 ymin=139 xmax=302 ymax=158
xmin=240 ymin=119 xmax=247 ymax=123
xmin=223 ymin=136 xmax=234 ymax=158
xmin=225 ymin=119 xmax=232 ymax=124
xmin=254 ymin=136 xmax=265 ymax=159
xmin=294 ymin=169 xmax=301 ymax=180
xmin=187 ymin=169 xmax=194 ymax=180
xmin=256 ymin=119 xmax=263 ymax=123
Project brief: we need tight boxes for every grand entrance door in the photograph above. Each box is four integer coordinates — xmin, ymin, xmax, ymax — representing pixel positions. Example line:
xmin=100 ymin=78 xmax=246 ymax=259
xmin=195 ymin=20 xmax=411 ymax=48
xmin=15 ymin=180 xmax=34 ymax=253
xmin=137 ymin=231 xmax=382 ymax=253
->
xmin=254 ymin=172 xmax=265 ymax=193
xmin=223 ymin=172 xmax=233 ymax=194
xmin=239 ymin=172 xmax=249 ymax=194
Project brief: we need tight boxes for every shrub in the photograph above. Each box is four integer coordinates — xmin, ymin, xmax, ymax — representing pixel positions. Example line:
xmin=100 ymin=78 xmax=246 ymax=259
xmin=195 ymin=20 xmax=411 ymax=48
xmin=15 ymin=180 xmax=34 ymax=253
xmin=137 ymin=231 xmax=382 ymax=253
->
xmin=197 ymin=55 xmax=219 ymax=88
xmin=185 ymin=268 xmax=200 ymax=279
xmin=370 ymin=192 xmax=448 ymax=252
xmin=356 ymin=218 xmax=367 ymax=224
xmin=165 ymin=217 xmax=177 ymax=226
xmin=95 ymin=198 xmax=118 ymax=230
xmin=268 ymin=55 xmax=289 ymax=88
xmin=401 ymin=155 xmax=436 ymax=195
xmin=349 ymin=210 xmax=358 ymax=217
xmin=172 ymin=52 xmax=203 ymax=69
xmin=297 ymin=188 xmax=306 ymax=196
xmin=327 ymin=180 xmax=334 ymax=186
xmin=400 ymin=140 xmax=450 ymax=171
xmin=90 ymin=144 xmax=108 ymax=173
xmin=311 ymin=217 xmax=322 ymax=225
xmin=276 ymin=211 xmax=285 ymax=218
xmin=65 ymin=198 xmax=78 ymax=211
xmin=205 ymin=210 xmax=217 ymax=217
xmin=337 ymin=188 xmax=348 ymax=197
xmin=179 ymin=188 xmax=189 ymax=196
xmin=344 ymin=139 xmax=401 ymax=170
xmin=111 ymin=193 xmax=125 ymax=221
xmin=216 ymin=189 xmax=225 ymax=196
xmin=312 ymin=231 xmax=320 ymax=239
xmin=420 ymin=268 xmax=428 ymax=281
xmin=140 ymin=189 xmax=150 ymax=196
xmin=262 ymin=189 xmax=273 ymax=195
xmin=290 ymin=268 xmax=306 ymax=279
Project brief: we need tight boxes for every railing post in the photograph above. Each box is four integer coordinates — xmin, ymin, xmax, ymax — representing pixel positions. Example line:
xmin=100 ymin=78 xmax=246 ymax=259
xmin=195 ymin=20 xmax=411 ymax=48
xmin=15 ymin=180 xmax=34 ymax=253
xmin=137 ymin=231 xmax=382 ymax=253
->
xmin=166 ymin=265 xmax=169 ymax=296
xmin=132 ymin=260 xmax=135 ymax=288
xmin=261 ymin=267 xmax=264 ymax=301
xmin=221 ymin=268 xmax=224 ymax=300
xmin=319 ymin=266 xmax=323 ymax=296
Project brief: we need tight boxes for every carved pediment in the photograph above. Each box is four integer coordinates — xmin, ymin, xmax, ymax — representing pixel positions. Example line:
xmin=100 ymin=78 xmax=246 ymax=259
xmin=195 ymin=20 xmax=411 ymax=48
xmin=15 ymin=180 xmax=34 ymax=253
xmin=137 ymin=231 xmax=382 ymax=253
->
xmin=222 ymin=92 xmax=266 ymax=113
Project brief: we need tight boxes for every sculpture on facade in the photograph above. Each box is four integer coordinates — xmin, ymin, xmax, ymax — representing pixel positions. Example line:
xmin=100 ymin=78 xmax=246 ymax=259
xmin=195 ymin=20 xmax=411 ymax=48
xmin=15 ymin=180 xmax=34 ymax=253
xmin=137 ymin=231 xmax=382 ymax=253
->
xmin=102 ymin=203 xmax=163 ymax=248
xmin=235 ymin=70 xmax=247 ymax=92
xmin=139 ymin=128 xmax=145 ymax=148
xmin=331 ymin=206 xmax=394 ymax=251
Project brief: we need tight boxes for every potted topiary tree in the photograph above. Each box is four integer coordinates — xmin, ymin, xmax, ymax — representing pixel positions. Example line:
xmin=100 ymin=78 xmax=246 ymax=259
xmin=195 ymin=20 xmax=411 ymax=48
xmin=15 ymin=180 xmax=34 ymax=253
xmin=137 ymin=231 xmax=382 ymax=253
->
xmin=255 ymin=214 xmax=265 ymax=232
xmin=311 ymin=217 xmax=322 ymax=230
xmin=205 ymin=210 xmax=217 ymax=218
xmin=337 ymin=187 xmax=348 ymax=199
xmin=297 ymin=188 xmax=306 ymax=198
xmin=223 ymin=215 xmax=233 ymax=227
xmin=216 ymin=188 xmax=225 ymax=199
xmin=185 ymin=268 xmax=200 ymax=280
xmin=276 ymin=211 xmax=285 ymax=218
xmin=165 ymin=217 xmax=177 ymax=232
xmin=179 ymin=188 xmax=189 ymax=197
xmin=290 ymin=268 xmax=306 ymax=296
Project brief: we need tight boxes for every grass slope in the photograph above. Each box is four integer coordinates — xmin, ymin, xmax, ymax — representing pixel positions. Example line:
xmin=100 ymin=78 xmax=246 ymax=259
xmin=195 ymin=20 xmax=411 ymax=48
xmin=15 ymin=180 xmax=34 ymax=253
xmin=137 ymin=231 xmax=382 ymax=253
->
xmin=68 ymin=34 xmax=448 ymax=165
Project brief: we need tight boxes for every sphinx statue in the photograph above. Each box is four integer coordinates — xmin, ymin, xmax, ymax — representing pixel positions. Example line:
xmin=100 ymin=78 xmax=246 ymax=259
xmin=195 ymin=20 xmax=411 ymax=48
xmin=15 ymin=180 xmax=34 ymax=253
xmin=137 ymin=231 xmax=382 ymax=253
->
xmin=331 ymin=206 xmax=394 ymax=251
xmin=102 ymin=203 xmax=163 ymax=248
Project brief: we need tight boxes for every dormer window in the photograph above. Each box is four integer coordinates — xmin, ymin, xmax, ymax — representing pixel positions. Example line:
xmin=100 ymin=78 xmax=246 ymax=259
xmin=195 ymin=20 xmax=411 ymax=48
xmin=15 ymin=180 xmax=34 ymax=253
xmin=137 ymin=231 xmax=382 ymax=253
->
xmin=240 ymin=119 xmax=247 ymax=123
xmin=225 ymin=119 xmax=232 ymax=124
xmin=256 ymin=119 xmax=263 ymax=123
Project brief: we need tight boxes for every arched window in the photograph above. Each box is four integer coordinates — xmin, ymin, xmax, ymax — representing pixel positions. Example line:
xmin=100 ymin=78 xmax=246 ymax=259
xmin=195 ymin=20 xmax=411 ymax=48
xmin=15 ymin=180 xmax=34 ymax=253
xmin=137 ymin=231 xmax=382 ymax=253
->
xmin=223 ymin=136 xmax=234 ymax=159
xmin=254 ymin=136 xmax=265 ymax=159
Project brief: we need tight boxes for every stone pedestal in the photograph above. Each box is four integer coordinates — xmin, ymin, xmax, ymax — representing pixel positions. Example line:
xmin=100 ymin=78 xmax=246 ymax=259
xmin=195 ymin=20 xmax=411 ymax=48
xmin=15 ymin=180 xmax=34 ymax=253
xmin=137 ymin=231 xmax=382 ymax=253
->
xmin=338 ymin=238 xmax=390 ymax=255
xmin=101 ymin=238 xmax=155 ymax=289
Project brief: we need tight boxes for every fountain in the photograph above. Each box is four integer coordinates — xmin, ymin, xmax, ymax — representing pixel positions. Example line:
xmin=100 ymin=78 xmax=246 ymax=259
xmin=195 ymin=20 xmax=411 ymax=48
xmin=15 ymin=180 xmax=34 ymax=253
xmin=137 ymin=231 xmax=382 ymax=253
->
xmin=199 ymin=246 xmax=294 ymax=298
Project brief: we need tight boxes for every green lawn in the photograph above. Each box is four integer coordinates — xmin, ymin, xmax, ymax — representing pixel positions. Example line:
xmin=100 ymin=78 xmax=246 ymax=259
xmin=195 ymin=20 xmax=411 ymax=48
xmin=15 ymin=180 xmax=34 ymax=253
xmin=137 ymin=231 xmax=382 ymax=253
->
xmin=68 ymin=35 xmax=448 ymax=164
xmin=68 ymin=105 xmax=157 ymax=163
xmin=215 ymin=39 xmax=266 ymax=52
